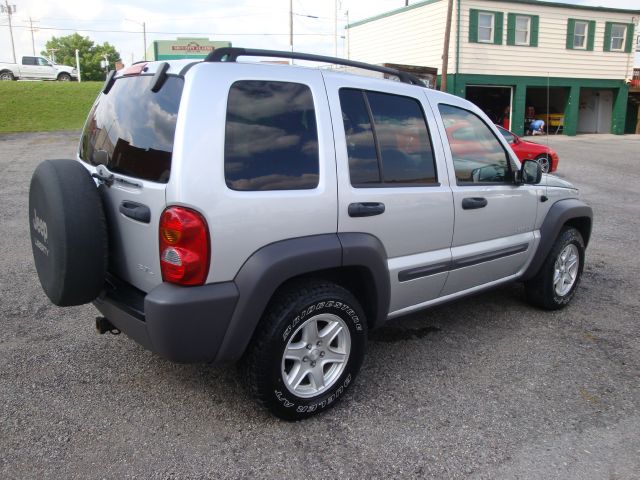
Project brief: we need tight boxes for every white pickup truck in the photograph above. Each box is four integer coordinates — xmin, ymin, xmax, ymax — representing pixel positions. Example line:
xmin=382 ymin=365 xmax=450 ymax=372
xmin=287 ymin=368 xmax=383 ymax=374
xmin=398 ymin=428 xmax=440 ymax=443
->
xmin=0 ymin=56 xmax=77 ymax=81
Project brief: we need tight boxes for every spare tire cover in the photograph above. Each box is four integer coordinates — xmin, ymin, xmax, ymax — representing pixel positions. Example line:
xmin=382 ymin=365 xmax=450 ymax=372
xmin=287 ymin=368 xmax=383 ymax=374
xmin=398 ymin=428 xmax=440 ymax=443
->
xmin=29 ymin=159 xmax=107 ymax=306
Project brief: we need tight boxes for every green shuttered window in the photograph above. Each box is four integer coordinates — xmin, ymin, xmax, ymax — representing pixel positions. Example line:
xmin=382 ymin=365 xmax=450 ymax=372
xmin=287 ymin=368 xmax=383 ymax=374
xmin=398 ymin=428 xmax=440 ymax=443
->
xmin=507 ymin=13 xmax=538 ymax=47
xmin=469 ymin=9 xmax=503 ymax=45
xmin=604 ymin=22 xmax=635 ymax=53
xmin=566 ymin=19 xmax=595 ymax=51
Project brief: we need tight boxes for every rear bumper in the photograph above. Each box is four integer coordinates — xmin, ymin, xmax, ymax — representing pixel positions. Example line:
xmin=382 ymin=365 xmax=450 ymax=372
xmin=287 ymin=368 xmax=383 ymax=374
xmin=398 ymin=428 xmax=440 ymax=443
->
xmin=93 ymin=276 xmax=239 ymax=363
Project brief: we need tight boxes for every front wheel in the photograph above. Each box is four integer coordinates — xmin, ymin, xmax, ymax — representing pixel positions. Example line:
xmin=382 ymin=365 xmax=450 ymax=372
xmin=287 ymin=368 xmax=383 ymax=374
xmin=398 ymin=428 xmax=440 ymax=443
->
xmin=535 ymin=154 xmax=551 ymax=173
xmin=525 ymin=227 xmax=585 ymax=310
xmin=57 ymin=73 xmax=71 ymax=81
xmin=243 ymin=281 xmax=367 ymax=420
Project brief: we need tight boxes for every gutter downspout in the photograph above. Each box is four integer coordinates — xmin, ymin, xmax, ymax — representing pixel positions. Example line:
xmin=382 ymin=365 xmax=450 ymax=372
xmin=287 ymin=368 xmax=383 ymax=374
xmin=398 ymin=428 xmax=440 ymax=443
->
xmin=455 ymin=0 xmax=461 ymax=96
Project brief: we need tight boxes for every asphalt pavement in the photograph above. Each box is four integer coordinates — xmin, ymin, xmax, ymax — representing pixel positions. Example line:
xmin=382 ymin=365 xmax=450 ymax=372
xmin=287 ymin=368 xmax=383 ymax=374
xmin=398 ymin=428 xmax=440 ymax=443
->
xmin=1 ymin=131 xmax=639 ymax=479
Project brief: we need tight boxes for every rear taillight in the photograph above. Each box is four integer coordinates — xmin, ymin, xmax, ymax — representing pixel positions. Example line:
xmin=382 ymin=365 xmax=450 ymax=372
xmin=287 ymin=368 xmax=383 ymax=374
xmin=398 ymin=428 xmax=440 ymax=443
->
xmin=159 ymin=207 xmax=210 ymax=286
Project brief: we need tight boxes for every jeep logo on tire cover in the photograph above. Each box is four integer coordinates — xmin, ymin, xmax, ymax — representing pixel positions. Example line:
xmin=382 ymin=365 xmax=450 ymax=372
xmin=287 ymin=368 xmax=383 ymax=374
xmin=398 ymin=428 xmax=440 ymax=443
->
xmin=32 ymin=209 xmax=48 ymax=243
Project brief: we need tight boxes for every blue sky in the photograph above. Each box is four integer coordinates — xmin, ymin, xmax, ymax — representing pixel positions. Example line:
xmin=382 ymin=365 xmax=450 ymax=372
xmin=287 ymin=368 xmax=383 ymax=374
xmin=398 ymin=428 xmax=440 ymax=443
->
xmin=1 ymin=0 xmax=638 ymax=66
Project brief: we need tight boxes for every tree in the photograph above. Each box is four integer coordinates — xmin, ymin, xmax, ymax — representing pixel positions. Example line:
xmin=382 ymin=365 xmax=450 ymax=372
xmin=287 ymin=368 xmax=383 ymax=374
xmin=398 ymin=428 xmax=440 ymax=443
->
xmin=41 ymin=33 xmax=121 ymax=81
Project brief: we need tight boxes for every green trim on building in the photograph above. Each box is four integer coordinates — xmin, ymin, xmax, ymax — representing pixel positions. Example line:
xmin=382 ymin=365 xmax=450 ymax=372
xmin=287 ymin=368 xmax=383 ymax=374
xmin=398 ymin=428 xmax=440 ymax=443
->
xmin=484 ymin=0 xmax=639 ymax=15
xmin=507 ymin=13 xmax=539 ymax=47
xmin=347 ymin=0 xmax=639 ymax=30
xmin=440 ymin=73 xmax=629 ymax=136
xmin=567 ymin=19 xmax=596 ymax=51
xmin=603 ymin=22 xmax=636 ymax=53
xmin=587 ymin=20 xmax=596 ymax=51
xmin=603 ymin=22 xmax=612 ymax=52
xmin=469 ymin=9 xmax=503 ymax=45
xmin=624 ymin=23 xmax=635 ymax=53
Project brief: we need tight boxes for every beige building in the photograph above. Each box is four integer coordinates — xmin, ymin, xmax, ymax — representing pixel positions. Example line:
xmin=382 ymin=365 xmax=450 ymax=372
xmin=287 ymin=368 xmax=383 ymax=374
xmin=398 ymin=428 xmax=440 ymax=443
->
xmin=347 ymin=0 xmax=639 ymax=135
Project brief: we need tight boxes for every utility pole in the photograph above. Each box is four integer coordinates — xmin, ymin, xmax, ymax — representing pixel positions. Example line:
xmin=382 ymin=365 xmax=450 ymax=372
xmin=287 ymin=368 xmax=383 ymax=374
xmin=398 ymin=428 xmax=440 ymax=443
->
xmin=1 ymin=1 xmax=17 ymax=63
xmin=345 ymin=10 xmax=350 ymax=59
xmin=124 ymin=19 xmax=147 ymax=61
xmin=75 ymin=48 xmax=81 ymax=82
xmin=440 ymin=0 xmax=454 ymax=92
xmin=142 ymin=21 xmax=147 ymax=61
xmin=334 ymin=0 xmax=337 ymax=57
xmin=289 ymin=0 xmax=293 ymax=52
xmin=25 ymin=16 xmax=39 ymax=56
xmin=289 ymin=0 xmax=293 ymax=64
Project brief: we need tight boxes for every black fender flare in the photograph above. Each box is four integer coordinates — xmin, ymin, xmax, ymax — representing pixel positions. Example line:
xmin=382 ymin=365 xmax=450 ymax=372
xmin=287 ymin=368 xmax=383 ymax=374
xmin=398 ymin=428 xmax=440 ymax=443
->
xmin=522 ymin=198 xmax=593 ymax=281
xmin=214 ymin=233 xmax=390 ymax=363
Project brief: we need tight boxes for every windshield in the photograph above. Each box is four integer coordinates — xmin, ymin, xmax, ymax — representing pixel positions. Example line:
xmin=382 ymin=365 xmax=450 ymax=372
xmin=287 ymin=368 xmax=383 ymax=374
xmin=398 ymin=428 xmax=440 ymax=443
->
xmin=79 ymin=75 xmax=184 ymax=183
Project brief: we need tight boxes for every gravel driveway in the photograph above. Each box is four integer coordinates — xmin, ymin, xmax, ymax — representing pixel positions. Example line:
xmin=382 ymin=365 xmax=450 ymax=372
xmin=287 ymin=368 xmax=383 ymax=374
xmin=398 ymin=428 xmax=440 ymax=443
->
xmin=1 ymin=131 xmax=639 ymax=479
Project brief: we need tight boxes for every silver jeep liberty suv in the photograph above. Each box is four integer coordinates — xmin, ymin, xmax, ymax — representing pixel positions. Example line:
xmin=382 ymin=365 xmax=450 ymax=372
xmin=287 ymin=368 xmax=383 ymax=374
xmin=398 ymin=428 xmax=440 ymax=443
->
xmin=29 ymin=48 xmax=592 ymax=420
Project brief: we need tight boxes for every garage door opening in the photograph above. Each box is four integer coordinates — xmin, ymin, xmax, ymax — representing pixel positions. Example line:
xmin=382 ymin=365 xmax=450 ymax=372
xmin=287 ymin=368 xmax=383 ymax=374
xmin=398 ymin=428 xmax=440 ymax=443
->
xmin=466 ymin=86 xmax=512 ymax=129
xmin=525 ymin=87 xmax=568 ymax=134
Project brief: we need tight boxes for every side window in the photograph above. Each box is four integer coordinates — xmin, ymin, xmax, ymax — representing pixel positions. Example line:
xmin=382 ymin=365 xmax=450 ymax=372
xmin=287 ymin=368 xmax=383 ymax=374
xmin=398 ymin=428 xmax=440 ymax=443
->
xmin=23 ymin=57 xmax=36 ymax=66
xmin=339 ymin=88 xmax=437 ymax=187
xmin=224 ymin=80 xmax=319 ymax=191
xmin=439 ymin=104 xmax=511 ymax=185
xmin=37 ymin=57 xmax=50 ymax=66
xmin=497 ymin=126 xmax=515 ymax=144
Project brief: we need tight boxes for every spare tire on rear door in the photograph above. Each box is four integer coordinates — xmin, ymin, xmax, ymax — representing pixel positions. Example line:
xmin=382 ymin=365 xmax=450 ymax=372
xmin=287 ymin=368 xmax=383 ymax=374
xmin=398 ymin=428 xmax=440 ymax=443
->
xmin=29 ymin=159 xmax=107 ymax=306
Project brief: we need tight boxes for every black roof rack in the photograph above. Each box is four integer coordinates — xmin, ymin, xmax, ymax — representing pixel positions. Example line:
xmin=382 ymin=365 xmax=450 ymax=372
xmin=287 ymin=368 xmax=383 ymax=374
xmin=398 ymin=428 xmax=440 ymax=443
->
xmin=204 ymin=47 xmax=424 ymax=86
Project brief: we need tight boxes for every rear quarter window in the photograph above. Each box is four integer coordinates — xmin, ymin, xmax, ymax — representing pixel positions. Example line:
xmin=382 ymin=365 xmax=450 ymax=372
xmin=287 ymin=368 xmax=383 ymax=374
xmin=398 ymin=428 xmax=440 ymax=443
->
xmin=79 ymin=75 xmax=183 ymax=183
xmin=224 ymin=80 xmax=319 ymax=191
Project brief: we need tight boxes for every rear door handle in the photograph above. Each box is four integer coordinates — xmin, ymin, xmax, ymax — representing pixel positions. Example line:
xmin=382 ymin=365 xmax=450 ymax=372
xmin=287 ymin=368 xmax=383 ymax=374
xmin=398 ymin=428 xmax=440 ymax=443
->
xmin=348 ymin=202 xmax=386 ymax=217
xmin=119 ymin=201 xmax=151 ymax=223
xmin=461 ymin=197 xmax=488 ymax=210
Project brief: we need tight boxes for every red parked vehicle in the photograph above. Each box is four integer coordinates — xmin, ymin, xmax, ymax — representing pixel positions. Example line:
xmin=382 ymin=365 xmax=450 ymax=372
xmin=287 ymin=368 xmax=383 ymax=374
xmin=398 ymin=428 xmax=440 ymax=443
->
xmin=496 ymin=125 xmax=558 ymax=173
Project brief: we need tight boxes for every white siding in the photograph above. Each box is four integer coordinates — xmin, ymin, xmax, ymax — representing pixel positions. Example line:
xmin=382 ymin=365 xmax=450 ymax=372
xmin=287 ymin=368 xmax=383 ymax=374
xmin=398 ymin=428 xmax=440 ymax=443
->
xmin=347 ymin=1 xmax=450 ymax=71
xmin=346 ymin=0 xmax=638 ymax=80
xmin=460 ymin=0 xmax=638 ymax=80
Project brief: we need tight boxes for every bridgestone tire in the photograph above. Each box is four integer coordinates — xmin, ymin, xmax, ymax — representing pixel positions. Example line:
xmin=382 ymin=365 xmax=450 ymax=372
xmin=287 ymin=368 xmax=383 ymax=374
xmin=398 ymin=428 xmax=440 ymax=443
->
xmin=29 ymin=160 xmax=107 ymax=306
xmin=525 ymin=227 xmax=585 ymax=310
xmin=243 ymin=281 xmax=368 ymax=421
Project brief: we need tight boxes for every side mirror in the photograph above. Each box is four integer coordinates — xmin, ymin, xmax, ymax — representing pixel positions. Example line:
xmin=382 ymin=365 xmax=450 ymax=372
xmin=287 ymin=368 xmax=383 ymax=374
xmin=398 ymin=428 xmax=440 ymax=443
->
xmin=520 ymin=159 xmax=542 ymax=184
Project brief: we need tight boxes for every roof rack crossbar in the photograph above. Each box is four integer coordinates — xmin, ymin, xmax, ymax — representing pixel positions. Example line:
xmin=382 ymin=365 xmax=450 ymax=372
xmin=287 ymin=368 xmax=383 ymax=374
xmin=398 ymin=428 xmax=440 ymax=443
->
xmin=204 ymin=47 xmax=424 ymax=86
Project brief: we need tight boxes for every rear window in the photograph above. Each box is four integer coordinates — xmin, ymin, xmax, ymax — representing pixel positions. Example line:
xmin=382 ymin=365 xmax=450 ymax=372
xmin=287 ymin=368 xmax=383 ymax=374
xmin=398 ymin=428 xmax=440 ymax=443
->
xmin=79 ymin=75 xmax=184 ymax=183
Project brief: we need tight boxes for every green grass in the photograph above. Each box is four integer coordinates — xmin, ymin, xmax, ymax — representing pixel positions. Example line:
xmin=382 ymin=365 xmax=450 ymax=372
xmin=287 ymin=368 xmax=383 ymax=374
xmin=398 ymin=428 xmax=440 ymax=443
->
xmin=0 ymin=81 xmax=102 ymax=133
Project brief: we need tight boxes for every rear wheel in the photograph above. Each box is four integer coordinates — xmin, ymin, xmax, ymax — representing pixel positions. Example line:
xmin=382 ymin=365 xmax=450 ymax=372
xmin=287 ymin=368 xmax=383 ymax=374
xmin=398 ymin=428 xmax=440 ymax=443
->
xmin=535 ymin=154 xmax=551 ymax=173
xmin=0 ymin=71 xmax=15 ymax=81
xmin=525 ymin=227 xmax=584 ymax=310
xmin=243 ymin=280 xmax=367 ymax=420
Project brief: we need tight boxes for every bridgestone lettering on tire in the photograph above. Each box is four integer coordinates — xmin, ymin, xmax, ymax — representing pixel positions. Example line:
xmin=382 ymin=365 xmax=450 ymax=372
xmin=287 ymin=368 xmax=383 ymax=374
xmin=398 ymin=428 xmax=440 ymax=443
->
xmin=29 ymin=160 xmax=108 ymax=306
xmin=525 ymin=227 xmax=585 ymax=310
xmin=243 ymin=281 xmax=367 ymax=420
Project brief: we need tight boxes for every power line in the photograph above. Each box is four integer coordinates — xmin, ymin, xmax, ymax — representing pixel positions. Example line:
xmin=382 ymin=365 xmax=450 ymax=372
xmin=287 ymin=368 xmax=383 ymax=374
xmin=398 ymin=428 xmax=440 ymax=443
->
xmin=1 ymin=24 xmax=335 ymax=35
